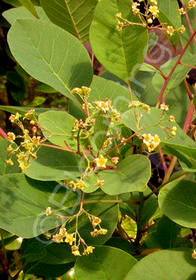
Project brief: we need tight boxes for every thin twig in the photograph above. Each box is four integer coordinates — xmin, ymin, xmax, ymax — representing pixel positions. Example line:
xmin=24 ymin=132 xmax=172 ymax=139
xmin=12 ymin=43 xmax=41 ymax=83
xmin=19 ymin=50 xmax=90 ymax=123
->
xmin=156 ymin=30 xmax=196 ymax=106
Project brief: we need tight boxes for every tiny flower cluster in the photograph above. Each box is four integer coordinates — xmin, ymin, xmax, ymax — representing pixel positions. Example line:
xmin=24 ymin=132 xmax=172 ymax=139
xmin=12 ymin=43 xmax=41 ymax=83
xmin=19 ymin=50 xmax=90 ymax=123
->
xmin=94 ymin=99 xmax=121 ymax=121
xmin=6 ymin=110 xmax=42 ymax=172
xmin=188 ymin=0 xmax=196 ymax=8
xmin=166 ymin=25 xmax=186 ymax=36
xmin=142 ymin=134 xmax=161 ymax=152
xmin=46 ymin=207 xmax=107 ymax=257
xmin=89 ymin=215 xmax=108 ymax=238
xmin=71 ymin=86 xmax=91 ymax=96
xmin=129 ymin=101 xmax=150 ymax=111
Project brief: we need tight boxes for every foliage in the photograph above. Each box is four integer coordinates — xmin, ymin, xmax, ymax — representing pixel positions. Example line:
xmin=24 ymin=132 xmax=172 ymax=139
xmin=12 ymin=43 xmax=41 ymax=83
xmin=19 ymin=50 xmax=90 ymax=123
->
xmin=0 ymin=0 xmax=196 ymax=279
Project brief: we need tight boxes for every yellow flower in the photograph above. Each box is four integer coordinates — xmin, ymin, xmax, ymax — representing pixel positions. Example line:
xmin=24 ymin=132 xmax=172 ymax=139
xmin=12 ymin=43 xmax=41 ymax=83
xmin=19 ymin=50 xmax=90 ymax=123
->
xmin=188 ymin=0 xmax=196 ymax=8
xmin=146 ymin=142 xmax=156 ymax=152
xmin=76 ymin=180 xmax=85 ymax=190
xmin=98 ymin=228 xmax=108 ymax=235
xmin=178 ymin=25 xmax=186 ymax=34
xmin=91 ymin=217 xmax=102 ymax=226
xmin=149 ymin=5 xmax=159 ymax=17
xmin=7 ymin=145 xmax=13 ymax=153
xmin=95 ymin=155 xmax=108 ymax=168
xmin=83 ymin=246 xmax=95 ymax=255
xmin=111 ymin=157 xmax=119 ymax=164
xmin=71 ymin=246 xmax=81 ymax=256
xmin=24 ymin=109 xmax=35 ymax=120
xmin=171 ymin=126 xmax=177 ymax=132
xmin=6 ymin=159 xmax=14 ymax=166
xmin=95 ymin=100 xmax=112 ymax=113
xmin=81 ymin=86 xmax=91 ymax=95
xmin=17 ymin=152 xmax=26 ymax=162
xmin=52 ymin=234 xmax=63 ymax=243
xmin=117 ymin=22 xmax=124 ymax=31
xmin=171 ymin=131 xmax=176 ymax=136
xmin=90 ymin=229 xmax=100 ymax=237
xmin=152 ymin=134 xmax=161 ymax=146
xmin=65 ymin=234 xmax=76 ymax=245
xmin=178 ymin=8 xmax=185 ymax=15
xmin=32 ymin=136 xmax=41 ymax=146
xmin=166 ymin=26 xmax=175 ymax=36
xmin=7 ymin=132 xmax=16 ymax=142
xmin=169 ymin=115 xmax=175 ymax=122
xmin=142 ymin=134 xmax=152 ymax=145
xmin=45 ymin=207 xmax=52 ymax=216
xmin=96 ymin=179 xmax=105 ymax=186
xmin=18 ymin=161 xmax=30 ymax=172
xmin=142 ymin=104 xmax=150 ymax=111
xmin=9 ymin=112 xmax=21 ymax=123
xmin=71 ymin=87 xmax=83 ymax=95
xmin=128 ymin=100 xmax=142 ymax=108
xmin=132 ymin=2 xmax=140 ymax=15
xmin=160 ymin=103 xmax=169 ymax=111
xmin=59 ymin=227 xmax=67 ymax=237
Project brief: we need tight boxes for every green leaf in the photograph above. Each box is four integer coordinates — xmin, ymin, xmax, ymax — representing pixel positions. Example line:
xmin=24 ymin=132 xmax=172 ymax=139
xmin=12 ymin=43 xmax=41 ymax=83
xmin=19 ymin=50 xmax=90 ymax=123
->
xmin=90 ymin=0 xmax=148 ymax=82
xmin=40 ymin=0 xmax=98 ymax=43
xmin=0 ymin=139 xmax=7 ymax=175
xmin=18 ymin=0 xmax=39 ymax=18
xmin=122 ymin=107 xmax=196 ymax=149
xmin=75 ymin=246 xmax=137 ymax=280
xmin=0 ymin=105 xmax=58 ymax=115
xmin=144 ymin=215 xmax=180 ymax=249
xmin=3 ymin=6 xmax=49 ymax=24
xmin=158 ymin=0 xmax=181 ymax=45
xmin=158 ymin=0 xmax=181 ymax=28
xmin=0 ymin=139 xmax=20 ymax=175
xmin=22 ymin=238 xmax=74 ymax=264
xmin=93 ymin=113 xmax=110 ymax=150
xmin=0 ymin=173 xmax=78 ymax=237
xmin=100 ymin=155 xmax=151 ymax=195
xmin=158 ymin=179 xmax=196 ymax=228
xmin=35 ymin=82 xmax=57 ymax=93
xmin=161 ymin=143 xmax=196 ymax=172
xmin=89 ymin=75 xmax=137 ymax=113
xmin=38 ymin=111 xmax=77 ymax=149
xmin=7 ymin=19 xmax=93 ymax=102
xmin=24 ymin=262 xmax=73 ymax=277
xmin=120 ymin=191 xmax=158 ymax=227
xmin=25 ymin=146 xmax=85 ymax=181
xmin=126 ymin=249 xmax=196 ymax=280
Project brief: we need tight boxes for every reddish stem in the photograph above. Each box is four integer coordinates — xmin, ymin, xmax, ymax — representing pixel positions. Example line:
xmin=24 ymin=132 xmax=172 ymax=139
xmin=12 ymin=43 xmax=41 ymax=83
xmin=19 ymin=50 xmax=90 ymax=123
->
xmin=183 ymin=5 xmax=196 ymax=46
xmin=183 ymin=101 xmax=195 ymax=133
xmin=156 ymin=30 xmax=196 ymax=106
xmin=158 ymin=146 xmax=167 ymax=173
xmin=184 ymin=78 xmax=193 ymax=100
xmin=0 ymin=127 xmax=7 ymax=139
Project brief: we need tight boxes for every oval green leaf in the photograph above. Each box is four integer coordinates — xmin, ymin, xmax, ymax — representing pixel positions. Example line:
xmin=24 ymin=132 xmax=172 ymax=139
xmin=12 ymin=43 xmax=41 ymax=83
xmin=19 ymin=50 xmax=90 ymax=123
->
xmin=126 ymin=249 xmax=196 ymax=280
xmin=90 ymin=0 xmax=148 ymax=82
xmin=100 ymin=155 xmax=151 ymax=195
xmin=158 ymin=179 xmax=196 ymax=228
xmin=0 ymin=173 xmax=79 ymax=237
xmin=41 ymin=0 xmax=98 ymax=43
xmin=75 ymin=245 xmax=137 ymax=280
xmin=25 ymin=146 xmax=85 ymax=181
xmin=38 ymin=110 xmax=77 ymax=149
xmin=7 ymin=19 xmax=93 ymax=102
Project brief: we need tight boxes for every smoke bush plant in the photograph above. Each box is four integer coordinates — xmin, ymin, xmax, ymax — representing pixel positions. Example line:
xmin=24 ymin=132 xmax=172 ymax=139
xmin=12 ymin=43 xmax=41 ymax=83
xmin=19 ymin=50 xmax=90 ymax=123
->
xmin=0 ymin=0 xmax=196 ymax=279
